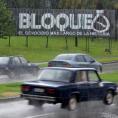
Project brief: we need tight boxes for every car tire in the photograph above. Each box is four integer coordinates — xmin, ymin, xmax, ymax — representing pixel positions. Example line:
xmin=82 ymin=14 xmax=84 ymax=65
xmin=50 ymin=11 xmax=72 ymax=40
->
xmin=8 ymin=71 xmax=16 ymax=79
xmin=103 ymin=91 xmax=114 ymax=105
xmin=61 ymin=102 xmax=67 ymax=109
xmin=67 ymin=95 xmax=78 ymax=111
xmin=32 ymin=68 xmax=39 ymax=77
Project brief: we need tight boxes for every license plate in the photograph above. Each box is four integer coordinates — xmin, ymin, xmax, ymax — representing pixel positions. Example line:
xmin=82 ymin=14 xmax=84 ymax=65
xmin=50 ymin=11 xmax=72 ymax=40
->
xmin=34 ymin=88 xmax=44 ymax=93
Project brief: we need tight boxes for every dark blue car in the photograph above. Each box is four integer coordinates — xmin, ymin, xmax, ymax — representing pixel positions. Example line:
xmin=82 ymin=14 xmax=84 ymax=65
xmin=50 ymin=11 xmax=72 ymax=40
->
xmin=21 ymin=67 xmax=118 ymax=110
xmin=0 ymin=56 xmax=39 ymax=79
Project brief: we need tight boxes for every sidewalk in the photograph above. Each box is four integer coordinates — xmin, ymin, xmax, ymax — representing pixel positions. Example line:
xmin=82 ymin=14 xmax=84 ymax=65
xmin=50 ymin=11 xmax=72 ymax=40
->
xmin=0 ymin=95 xmax=21 ymax=103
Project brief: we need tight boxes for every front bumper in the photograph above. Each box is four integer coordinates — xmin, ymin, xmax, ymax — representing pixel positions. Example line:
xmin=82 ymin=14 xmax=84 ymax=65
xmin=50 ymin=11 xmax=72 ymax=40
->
xmin=21 ymin=94 xmax=57 ymax=102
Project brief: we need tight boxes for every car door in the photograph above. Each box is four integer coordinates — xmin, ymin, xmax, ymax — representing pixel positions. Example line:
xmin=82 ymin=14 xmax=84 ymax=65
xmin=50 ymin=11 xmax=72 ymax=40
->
xmin=9 ymin=57 xmax=22 ymax=76
xmin=83 ymin=55 xmax=97 ymax=69
xmin=75 ymin=70 xmax=89 ymax=101
xmin=87 ymin=70 xmax=104 ymax=100
xmin=74 ymin=55 xmax=87 ymax=67
xmin=19 ymin=57 xmax=31 ymax=74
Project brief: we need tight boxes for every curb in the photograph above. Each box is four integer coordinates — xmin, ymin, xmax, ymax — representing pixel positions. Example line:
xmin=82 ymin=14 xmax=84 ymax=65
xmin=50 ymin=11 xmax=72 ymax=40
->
xmin=102 ymin=61 xmax=118 ymax=64
xmin=0 ymin=96 xmax=22 ymax=103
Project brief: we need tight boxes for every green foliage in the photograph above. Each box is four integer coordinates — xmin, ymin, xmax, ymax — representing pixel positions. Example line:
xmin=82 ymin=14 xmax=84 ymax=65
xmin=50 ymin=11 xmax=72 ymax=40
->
xmin=58 ymin=0 xmax=82 ymax=9
xmin=0 ymin=0 xmax=15 ymax=36
xmin=0 ymin=82 xmax=21 ymax=97
xmin=4 ymin=0 xmax=118 ymax=9
xmin=100 ymin=72 xmax=118 ymax=83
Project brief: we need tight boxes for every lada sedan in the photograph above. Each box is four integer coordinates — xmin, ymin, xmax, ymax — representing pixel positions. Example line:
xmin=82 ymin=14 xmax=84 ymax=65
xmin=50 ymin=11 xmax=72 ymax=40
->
xmin=21 ymin=67 xmax=118 ymax=110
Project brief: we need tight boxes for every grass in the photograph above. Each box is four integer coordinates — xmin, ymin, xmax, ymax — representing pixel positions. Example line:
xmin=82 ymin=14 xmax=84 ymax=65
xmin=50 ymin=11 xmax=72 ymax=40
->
xmin=0 ymin=36 xmax=118 ymax=98
xmin=100 ymin=72 xmax=118 ymax=83
xmin=0 ymin=36 xmax=118 ymax=63
xmin=0 ymin=72 xmax=118 ymax=98
xmin=0 ymin=83 xmax=21 ymax=98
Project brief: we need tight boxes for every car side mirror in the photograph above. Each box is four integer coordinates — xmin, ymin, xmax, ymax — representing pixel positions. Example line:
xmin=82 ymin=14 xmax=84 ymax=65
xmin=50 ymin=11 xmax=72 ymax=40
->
xmin=90 ymin=60 xmax=95 ymax=63
xmin=27 ymin=61 xmax=30 ymax=63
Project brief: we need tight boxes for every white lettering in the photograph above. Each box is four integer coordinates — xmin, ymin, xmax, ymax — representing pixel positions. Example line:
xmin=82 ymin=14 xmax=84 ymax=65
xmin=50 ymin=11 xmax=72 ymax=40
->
xmin=70 ymin=14 xmax=81 ymax=29
xmin=18 ymin=11 xmax=110 ymax=34
xmin=41 ymin=13 xmax=55 ymax=29
xmin=84 ymin=14 xmax=93 ymax=29
xmin=31 ymin=14 xmax=41 ymax=29
xmin=19 ymin=13 xmax=30 ymax=29
xmin=56 ymin=13 xmax=69 ymax=31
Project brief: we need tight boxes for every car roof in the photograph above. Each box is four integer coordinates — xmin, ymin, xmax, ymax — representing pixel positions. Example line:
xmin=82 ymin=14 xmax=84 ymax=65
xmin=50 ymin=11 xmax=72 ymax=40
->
xmin=0 ymin=56 xmax=23 ymax=58
xmin=56 ymin=53 xmax=87 ymax=56
xmin=42 ymin=67 xmax=96 ymax=71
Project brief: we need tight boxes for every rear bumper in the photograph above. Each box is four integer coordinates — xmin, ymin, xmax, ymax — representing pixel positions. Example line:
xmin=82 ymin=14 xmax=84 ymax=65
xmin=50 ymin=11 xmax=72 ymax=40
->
xmin=21 ymin=94 xmax=57 ymax=102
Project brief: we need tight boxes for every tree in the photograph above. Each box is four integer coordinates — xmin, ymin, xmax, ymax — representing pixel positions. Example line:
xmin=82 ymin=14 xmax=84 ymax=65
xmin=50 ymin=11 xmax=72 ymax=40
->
xmin=0 ymin=0 xmax=15 ymax=36
xmin=58 ymin=0 xmax=82 ymax=9
xmin=4 ymin=0 xmax=118 ymax=9
xmin=81 ymin=0 xmax=95 ymax=9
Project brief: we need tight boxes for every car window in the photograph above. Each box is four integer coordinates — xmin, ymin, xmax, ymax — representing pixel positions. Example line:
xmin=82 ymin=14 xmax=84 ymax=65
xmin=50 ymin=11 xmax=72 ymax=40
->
xmin=38 ymin=69 xmax=72 ymax=82
xmin=19 ymin=57 xmax=27 ymax=64
xmin=84 ymin=55 xmax=94 ymax=62
xmin=75 ymin=55 xmax=85 ymax=62
xmin=55 ymin=55 xmax=74 ymax=60
xmin=0 ymin=57 xmax=9 ymax=64
xmin=12 ymin=57 xmax=21 ymax=65
xmin=75 ymin=71 xmax=87 ymax=82
xmin=88 ymin=71 xmax=99 ymax=82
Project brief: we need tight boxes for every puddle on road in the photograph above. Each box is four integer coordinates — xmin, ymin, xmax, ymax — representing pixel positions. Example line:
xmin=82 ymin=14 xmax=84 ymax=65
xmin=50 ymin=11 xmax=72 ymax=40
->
xmin=34 ymin=101 xmax=118 ymax=118
xmin=101 ymin=112 xmax=118 ymax=118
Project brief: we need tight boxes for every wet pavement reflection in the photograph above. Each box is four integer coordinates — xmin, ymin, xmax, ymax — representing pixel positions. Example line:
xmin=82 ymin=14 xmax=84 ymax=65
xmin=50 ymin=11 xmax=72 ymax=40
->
xmin=0 ymin=97 xmax=118 ymax=118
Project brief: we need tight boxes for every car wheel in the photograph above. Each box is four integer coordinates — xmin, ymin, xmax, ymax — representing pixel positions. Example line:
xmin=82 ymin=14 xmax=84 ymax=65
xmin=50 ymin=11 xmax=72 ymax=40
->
xmin=103 ymin=91 xmax=114 ymax=105
xmin=61 ymin=102 xmax=67 ymax=109
xmin=8 ymin=71 xmax=16 ymax=79
xmin=32 ymin=68 xmax=39 ymax=77
xmin=67 ymin=96 xmax=78 ymax=110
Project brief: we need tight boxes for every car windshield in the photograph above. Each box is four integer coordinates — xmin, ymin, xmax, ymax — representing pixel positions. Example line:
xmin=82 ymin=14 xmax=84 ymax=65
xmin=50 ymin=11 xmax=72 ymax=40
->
xmin=55 ymin=55 xmax=74 ymax=60
xmin=38 ymin=69 xmax=72 ymax=83
xmin=0 ymin=57 xmax=9 ymax=64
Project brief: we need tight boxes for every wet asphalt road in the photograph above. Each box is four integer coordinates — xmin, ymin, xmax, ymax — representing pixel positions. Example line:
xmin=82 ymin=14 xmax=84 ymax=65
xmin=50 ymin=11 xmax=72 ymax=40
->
xmin=0 ymin=74 xmax=37 ymax=84
xmin=102 ymin=62 xmax=118 ymax=73
xmin=0 ymin=96 xmax=118 ymax=118
xmin=0 ymin=62 xmax=118 ymax=84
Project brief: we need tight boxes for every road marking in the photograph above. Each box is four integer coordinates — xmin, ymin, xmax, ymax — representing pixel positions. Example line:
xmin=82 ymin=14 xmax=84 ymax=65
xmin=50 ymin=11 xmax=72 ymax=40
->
xmin=26 ymin=112 xmax=55 ymax=118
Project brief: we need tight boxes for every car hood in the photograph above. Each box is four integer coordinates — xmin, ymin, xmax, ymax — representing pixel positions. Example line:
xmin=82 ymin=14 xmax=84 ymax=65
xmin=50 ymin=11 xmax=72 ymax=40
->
xmin=24 ymin=80 xmax=69 ymax=88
